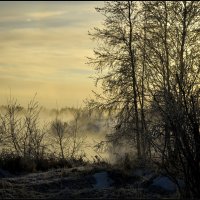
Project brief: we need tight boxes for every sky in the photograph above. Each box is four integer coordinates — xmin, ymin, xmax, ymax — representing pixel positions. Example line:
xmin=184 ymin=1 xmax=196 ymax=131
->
xmin=0 ymin=1 xmax=104 ymax=108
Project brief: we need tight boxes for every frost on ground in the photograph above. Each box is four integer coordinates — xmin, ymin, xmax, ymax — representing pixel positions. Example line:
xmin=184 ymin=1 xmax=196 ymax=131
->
xmin=0 ymin=166 xmax=184 ymax=199
xmin=93 ymin=171 xmax=114 ymax=189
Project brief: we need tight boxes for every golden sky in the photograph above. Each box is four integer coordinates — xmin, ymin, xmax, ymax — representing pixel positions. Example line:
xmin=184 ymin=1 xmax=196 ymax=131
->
xmin=0 ymin=1 xmax=103 ymax=108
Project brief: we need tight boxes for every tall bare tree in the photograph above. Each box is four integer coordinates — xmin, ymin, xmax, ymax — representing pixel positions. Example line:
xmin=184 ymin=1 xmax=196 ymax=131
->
xmin=88 ymin=1 xmax=200 ymax=197
xmin=88 ymin=1 xmax=145 ymax=158
xmin=143 ymin=1 xmax=200 ymax=197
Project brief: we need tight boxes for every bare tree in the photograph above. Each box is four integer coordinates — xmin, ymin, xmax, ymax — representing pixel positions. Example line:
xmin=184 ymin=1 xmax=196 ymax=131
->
xmin=50 ymin=108 xmax=86 ymax=161
xmin=87 ymin=1 xmax=147 ymax=159
xmin=22 ymin=97 xmax=47 ymax=160
xmin=88 ymin=1 xmax=200 ymax=197
xmin=143 ymin=1 xmax=200 ymax=197
xmin=50 ymin=118 xmax=68 ymax=160
xmin=68 ymin=108 xmax=87 ymax=160
xmin=0 ymin=98 xmax=23 ymax=156
xmin=0 ymin=95 xmax=47 ymax=161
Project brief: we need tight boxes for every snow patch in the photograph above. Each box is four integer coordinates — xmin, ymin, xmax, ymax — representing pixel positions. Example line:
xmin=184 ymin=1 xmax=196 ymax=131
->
xmin=93 ymin=171 xmax=113 ymax=189
xmin=151 ymin=176 xmax=177 ymax=192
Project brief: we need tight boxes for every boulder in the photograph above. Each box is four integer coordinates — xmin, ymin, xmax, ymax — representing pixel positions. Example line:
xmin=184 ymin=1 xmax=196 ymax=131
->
xmin=148 ymin=176 xmax=177 ymax=194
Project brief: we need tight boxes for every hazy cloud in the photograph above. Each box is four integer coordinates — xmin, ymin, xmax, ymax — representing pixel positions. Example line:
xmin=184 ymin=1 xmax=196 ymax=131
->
xmin=0 ymin=1 xmax=103 ymax=108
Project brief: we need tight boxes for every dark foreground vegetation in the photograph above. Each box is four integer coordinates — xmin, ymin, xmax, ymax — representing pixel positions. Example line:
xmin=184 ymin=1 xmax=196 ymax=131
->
xmin=0 ymin=152 xmax=86 ymax=174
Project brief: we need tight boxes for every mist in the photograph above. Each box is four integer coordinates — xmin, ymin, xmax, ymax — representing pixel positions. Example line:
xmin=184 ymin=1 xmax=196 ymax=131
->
xmin=0 ymin=100 xmax=113 ymax=162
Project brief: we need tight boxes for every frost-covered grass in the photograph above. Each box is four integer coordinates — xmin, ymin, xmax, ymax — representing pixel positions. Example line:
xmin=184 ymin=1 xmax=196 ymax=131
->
xmin=0 ymin=164 xmax=183 ymax=199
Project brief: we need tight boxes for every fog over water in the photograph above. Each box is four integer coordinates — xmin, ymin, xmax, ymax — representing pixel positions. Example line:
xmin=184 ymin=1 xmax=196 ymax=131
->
xmin=0 ymin=104 xmax=113 ymax=161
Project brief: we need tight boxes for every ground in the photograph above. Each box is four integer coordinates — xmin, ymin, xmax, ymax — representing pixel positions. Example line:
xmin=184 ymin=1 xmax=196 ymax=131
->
xmin=0 ymin=165 xmax=182 ymax=199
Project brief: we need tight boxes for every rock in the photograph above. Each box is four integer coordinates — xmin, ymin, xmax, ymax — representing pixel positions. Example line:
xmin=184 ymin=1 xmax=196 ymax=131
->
xmin=148 ymin=176 xmax=177 ymax=194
